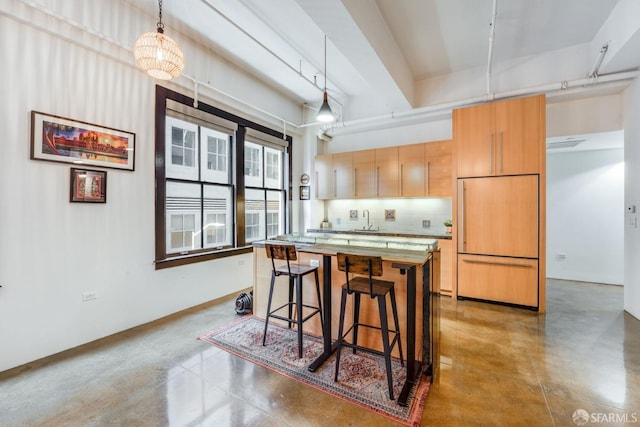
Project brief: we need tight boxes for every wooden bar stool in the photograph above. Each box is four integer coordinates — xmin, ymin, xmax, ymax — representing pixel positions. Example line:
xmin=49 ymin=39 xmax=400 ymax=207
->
xmin=263 ymin=243 xmax=323 ymax=358
xmin=334 ymin=253 xmax=404 ymax=400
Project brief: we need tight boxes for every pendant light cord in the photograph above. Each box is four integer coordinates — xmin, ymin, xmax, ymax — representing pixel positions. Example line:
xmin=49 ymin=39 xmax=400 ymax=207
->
xmin=323 ymin=34 xmax=327 ymax=92
xmin=157 ymin=0 xmax=165 ymax=32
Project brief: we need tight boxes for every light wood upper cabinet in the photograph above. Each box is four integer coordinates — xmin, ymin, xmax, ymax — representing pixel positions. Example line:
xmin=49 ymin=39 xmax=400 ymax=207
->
xmin=453 ymin=104 xmax=493 ymax=178
xmin=314 ymin=140 xmax=452 ymax=199
xmin=315 ymin=153 xmax=333 ymax=199
xmin=353 ymin=149 xmax=376 ymax=198
xmin=398 ymin=140 xmax=453 ymax=198
xmin=494 ymin=95 xmax=543 ymax=175
xmin=457 ymin=175 xmax=539 ymax=258
xmin=425 ymin=140 xmax=452 ymax=197
xmin=314 ymin=152 xmax=354 ymax=199
xmin=399 ymin=143 xmax=425 ymax=197
xmin=454 ymin=94 xmax=544 ymax=178
xmin=333 ymin=152 xmax=354 ymax=199
xmin=375 ymin=147 xmax=399 ymax=197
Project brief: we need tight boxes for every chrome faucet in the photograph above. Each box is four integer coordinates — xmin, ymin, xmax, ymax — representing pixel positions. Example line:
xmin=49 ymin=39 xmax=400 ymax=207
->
xmin=363 ymin=210 xmax=372 ymax=230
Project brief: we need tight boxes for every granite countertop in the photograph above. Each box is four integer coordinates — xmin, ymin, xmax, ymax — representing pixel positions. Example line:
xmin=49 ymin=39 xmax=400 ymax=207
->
xmin=306 ymin=228 xmax=452 ymax=240
xmin=297 ymin=243 xmax=432 ymax=266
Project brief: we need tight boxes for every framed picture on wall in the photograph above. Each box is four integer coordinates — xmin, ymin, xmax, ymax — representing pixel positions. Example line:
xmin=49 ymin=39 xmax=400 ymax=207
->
xmin=70 ymin=168 xmax=107 ymax=203
xmin=31 ymin=111 xmax=135 ymax=171
xmin=300 ymin=185 xmax=310 ymax=200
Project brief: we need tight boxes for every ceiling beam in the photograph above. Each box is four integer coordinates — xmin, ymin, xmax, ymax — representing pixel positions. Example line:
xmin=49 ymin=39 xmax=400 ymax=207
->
xmin=296 ymin=0 xmax=414 ymax=112
xmin=592 ymin=0 xmax=640 ymax=75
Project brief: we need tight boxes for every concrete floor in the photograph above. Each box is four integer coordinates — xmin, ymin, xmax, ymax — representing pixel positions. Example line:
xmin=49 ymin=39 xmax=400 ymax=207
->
xmin=1 ymin=279 xmax=639 ymax=426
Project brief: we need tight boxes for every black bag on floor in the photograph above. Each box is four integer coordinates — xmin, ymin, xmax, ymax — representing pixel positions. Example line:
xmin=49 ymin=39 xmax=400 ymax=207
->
xmin=235 ymin=291 xmax=253 ymax=314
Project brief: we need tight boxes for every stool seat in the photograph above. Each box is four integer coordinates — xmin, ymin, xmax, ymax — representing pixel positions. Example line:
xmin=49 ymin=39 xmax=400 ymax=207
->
xmin=274 ymin=264 xmax=318 ymax=277
xmin=263 ymin=243 xmax=323 ymax=358
xmin=341 ymin=276 xmax=394 ymax=296
xmin=334 ymin=252 xmax=403 ymax=400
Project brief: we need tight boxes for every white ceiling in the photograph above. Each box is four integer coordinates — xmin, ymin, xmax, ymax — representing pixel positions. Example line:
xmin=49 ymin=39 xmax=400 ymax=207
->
xmin=131 ymin=0 xmax=639 ymax=149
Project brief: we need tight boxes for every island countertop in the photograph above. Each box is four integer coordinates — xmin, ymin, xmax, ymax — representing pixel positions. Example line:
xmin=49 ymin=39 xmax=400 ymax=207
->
xmin=254 ymin=232 xmax=438 ymax=253
xmin=297 ymin=243 xmax=432 ymax=266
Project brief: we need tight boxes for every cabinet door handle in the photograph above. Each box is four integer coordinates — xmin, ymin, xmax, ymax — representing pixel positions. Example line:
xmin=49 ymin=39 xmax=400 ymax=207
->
xmin=333 ymin=170 xmax=337 ymax=197
xmin=461 ymin=180 xmax=466 ymax=251
xmin=499 ymin=131 xmax=503 ymax=173
xmin=354 ymin=167 xmax=358 ymax=197
xmin=426 ymin=161 xmax=430 ymax=195
xmin=489 ymin=133 xmax=494 ymax=174
xmin=376 ymin=166 xmax=380 ymax=196
xmin=462 ymin=259 xmax=534 ymax=268
xmin=400 ymin=163 xmax=404 ymax=196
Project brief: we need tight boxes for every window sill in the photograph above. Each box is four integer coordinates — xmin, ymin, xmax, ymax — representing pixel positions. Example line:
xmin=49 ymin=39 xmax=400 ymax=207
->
xmin=155 ymin=246 xmax=253 ymax=270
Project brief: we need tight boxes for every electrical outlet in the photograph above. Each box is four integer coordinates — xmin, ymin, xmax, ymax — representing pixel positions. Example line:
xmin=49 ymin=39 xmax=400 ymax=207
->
xmin=349 ymin=210 xmax=358 ymax=219
xmin=555 ymin=253 xmax=567 ymax=261
xmin=81 ymin=291 xmax=97 ymax=301
xmin=310 ymin=259 xmax=320 ymax=267
xmin=422 ymin=220 xmax=431 ymax=228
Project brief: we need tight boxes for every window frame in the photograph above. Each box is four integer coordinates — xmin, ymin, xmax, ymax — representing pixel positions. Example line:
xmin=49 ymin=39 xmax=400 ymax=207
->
xmin=154 ymin=86 xmax=292 ymax=270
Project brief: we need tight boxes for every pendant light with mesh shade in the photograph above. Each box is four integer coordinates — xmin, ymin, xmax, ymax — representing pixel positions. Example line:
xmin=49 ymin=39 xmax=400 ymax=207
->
xmin=133 ymin=0 xmax=184 ymax=81
xmin=316 ymin=35 xmax=335 ymax=122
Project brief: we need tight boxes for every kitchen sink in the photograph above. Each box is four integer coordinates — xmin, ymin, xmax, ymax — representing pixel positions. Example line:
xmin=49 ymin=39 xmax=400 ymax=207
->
xmin=349 ymin=228 xmax=380 ymax=233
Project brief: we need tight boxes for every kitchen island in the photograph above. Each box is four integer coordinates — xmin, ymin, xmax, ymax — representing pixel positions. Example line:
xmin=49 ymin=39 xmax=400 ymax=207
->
xmin=252 ymin=233 xmax=440 ymax=406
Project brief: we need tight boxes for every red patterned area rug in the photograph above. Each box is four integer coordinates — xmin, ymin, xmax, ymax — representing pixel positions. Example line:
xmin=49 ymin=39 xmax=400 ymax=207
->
xmin=198 ymin=315 xmax=430 ymax=426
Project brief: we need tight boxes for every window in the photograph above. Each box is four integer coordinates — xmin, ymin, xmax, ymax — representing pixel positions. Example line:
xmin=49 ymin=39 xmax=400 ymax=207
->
xmin=164 ymin=116 xmax=233 ymax=256
xmin=166 ymin=182 xmax=201 ymax=253
xmin=171 ymin=213 xmax=196 ymax=251
xmin=204 ymin=130 xmax=227 ymax=175
xmin=244 ymin=185 xmax=284 ymax=243
xmin=155 ymin=87 xmax=291 ymax=269
xmin=203 ymin=185 xmax=232 ymax=248
xmin=166 ymin=117 xmax=199 ymax=180
xmin=205 ymin=213 xmax=227 ymax=245
xmin=245 ymin=212 xmax=261 ymax=241
xmin=244 ymin=132 xmax=285 ymax=242
xmin=264 ymin=147 xmax=281 ymax=188
xmin=266 ymin=151 xmax=279 ymax=180
xmin=244 ymin=141 xmax=262 ymax=188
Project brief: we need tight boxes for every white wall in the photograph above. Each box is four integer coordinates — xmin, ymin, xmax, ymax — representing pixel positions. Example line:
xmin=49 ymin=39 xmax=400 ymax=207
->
xmin=0 ymin=0 xmax=301 ymax=372
xmin=623 ymin=79 xmax=640 ymax=319
xmin=546 ymin=149 xmax=624 ymax=284
xmin=325 ymin=118 xmax=452 ymax=153
xmin=546 ymin=94 xmax=623 ymax=137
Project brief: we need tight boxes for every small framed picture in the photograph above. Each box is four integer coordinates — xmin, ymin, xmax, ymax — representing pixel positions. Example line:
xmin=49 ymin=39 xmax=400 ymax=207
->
xmin=70 ymin=168 xmax=107 ymax=203
xmin=300 ymin=185 xmax=310 ymax=200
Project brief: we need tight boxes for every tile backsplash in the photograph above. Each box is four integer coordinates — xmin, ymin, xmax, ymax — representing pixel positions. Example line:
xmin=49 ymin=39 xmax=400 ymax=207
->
xmin=324 ymin=198 xmax=452 ymax=235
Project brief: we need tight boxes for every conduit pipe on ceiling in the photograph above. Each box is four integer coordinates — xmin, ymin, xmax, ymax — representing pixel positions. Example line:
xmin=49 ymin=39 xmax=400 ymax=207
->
xmin=589 ymin=43 xmax=609 ymax=79
xmin=183 ymin=74 xmax=301 ymax=131
xmin=324 ymin=70 xmax=640 ymax=136
xmin=200 ymin=0 xmax=322 ymax=94
xmin=200 ymin=0 xmax=345 ymax=121
xmin=486 ymin=0 xmax=498 ymax=97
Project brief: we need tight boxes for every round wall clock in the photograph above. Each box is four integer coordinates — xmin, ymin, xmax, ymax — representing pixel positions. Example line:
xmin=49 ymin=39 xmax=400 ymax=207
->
xmin=300 ymin=173 xmax=310 ymax=184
